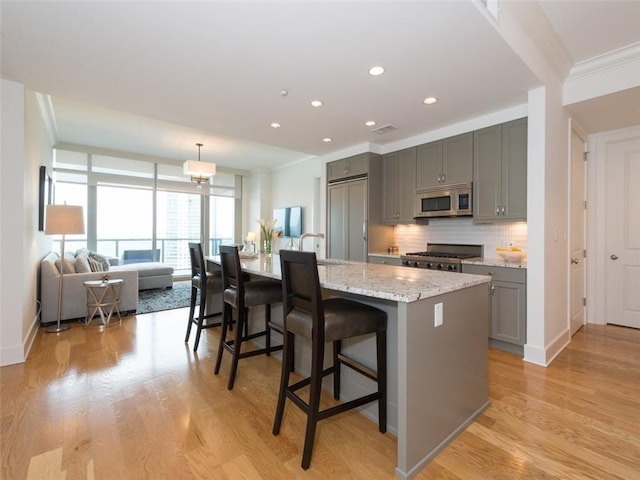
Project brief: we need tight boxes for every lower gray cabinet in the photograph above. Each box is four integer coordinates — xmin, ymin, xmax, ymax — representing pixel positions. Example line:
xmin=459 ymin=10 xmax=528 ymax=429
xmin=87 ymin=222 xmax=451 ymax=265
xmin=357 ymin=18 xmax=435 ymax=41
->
xmin=462 ymin=264 xmax=526 ymax=353
xmin=368 ymin=255 xmax=402 ymax=266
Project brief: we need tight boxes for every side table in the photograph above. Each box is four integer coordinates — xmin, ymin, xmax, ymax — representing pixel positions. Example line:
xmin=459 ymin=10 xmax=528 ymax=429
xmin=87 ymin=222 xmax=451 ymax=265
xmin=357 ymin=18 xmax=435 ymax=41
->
xmin=84 ymin=278 xmax=124 ymax=328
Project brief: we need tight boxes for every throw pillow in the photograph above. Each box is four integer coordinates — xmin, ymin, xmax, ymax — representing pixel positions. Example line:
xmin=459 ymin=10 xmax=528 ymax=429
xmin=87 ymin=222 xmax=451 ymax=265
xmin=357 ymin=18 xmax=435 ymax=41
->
xmin=89 ymin=252 xmax=110 ymax=271
xmin=55 ymin=256 xmax=76 ymax=274
xmin=88 ymin=257 xmax=103 ymax=272
xmin=75 ymin=254 xmax=91 ymax=273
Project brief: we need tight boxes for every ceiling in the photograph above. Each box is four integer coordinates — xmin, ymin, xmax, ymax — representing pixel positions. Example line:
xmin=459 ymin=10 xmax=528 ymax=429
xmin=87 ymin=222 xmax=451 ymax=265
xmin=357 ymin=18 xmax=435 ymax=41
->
xmin=1 ymin=1 xmax=639 ymax=171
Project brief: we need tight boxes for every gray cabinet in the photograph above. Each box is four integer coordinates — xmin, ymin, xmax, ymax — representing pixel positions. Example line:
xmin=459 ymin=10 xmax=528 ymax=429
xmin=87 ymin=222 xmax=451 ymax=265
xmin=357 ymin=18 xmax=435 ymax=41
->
xmin=473 ymin=118 xmax=527 ymax=222
xmin=462 ymin=264 xmax=526 ymax=353
xmin=382 ymin=147 xmax=416 ymax=224
xmin=328 ymin=179 xmax=367 ymax=262
xmin=327 ymin=153 xmax=393 ymax=261
xmin=327 ymin=153 xmax=369 ymax=182
xmin=416 ymin=133 xmax=473 ymax=189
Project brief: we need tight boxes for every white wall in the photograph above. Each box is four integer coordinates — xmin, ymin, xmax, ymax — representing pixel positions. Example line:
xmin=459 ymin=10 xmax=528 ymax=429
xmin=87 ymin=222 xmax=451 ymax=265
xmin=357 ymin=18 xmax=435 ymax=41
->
xmin=0 ymin=80 xmax=53 ymax=366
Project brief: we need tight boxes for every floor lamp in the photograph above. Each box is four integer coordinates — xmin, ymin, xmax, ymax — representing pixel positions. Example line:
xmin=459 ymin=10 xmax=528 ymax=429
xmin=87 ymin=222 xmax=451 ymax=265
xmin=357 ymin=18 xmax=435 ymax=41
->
xmin=44 ymin=204 xmax=85 ymax=333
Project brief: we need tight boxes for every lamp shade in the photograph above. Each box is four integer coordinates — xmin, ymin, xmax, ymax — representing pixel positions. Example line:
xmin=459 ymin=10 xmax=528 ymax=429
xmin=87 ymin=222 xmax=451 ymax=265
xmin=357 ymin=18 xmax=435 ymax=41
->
xmin=44 ymin=204 xmax=85 ymax=235
xmin=183 ymin=160 xmax=216 ymax=178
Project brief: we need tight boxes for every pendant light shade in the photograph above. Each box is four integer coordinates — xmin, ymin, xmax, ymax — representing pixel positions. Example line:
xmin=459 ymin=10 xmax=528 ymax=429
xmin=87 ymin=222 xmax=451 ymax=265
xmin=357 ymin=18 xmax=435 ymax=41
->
xmin=183 ymin=143 xmax=216 ymax=184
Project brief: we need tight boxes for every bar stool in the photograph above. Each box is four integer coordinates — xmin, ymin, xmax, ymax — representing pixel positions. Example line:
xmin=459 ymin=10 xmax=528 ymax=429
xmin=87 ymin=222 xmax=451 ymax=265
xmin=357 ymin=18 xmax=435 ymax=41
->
xmin=214 ymin=245 xmax=284 ymax=390
xmin=273 ymin=250 xmax=387 ymax=470
xmin=185 ymin=242 xmax=223 ymax=352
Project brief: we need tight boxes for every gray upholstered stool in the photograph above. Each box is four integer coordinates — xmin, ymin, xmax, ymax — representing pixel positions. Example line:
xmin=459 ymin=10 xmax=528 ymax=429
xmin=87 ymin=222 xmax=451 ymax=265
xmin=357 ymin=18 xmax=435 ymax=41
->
xmin=214 ymin=245 xmax=284 ymax=390
xmin=274 ymin=249 xmax=387 ymax=470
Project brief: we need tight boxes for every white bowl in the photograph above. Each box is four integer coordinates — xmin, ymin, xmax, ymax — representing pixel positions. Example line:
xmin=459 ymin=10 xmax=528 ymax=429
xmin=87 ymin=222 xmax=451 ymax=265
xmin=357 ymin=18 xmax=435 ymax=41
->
xmin=496 ymin=249 xmax=526 ymax=263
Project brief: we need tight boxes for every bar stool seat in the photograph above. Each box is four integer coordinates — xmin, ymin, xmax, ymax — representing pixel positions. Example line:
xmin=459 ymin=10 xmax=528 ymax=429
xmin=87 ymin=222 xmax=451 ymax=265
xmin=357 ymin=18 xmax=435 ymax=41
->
xmin=273 ymin=250 xmax=387 ymax=470
xmin=214 ymin=245 xmax=284 ymax=390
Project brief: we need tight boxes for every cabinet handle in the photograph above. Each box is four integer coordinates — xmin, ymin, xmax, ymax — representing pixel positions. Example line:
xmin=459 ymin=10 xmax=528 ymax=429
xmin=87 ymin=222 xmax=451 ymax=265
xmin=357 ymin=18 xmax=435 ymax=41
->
xmin=501 ymin=206 xmax=506 ymax=215
xmin=496 ymin=206 xmax=500 ymax=215
xmin=490 ymin=284 xmax=495 ymax=296
xmin=441 ymin=173 xmax=445 ymax=183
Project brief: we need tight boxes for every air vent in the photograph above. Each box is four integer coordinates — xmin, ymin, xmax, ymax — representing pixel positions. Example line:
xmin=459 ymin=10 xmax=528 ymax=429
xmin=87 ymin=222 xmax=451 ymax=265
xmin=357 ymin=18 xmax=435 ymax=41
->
xmin=371 ymin=124 xmax=397 ymax=135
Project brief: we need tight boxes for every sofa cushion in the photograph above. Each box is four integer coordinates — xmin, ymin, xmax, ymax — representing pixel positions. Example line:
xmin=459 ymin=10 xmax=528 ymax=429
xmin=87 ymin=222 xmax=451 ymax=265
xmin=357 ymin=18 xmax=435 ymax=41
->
xmin=55 ymin=253 xmax=76 ymax=274
xmin=88 ymin=257 xmax=104 ymax=272
xmin=75 ymin=252 xmax=91 ymax=273
xmin=89 ymin=252 xmax=110 ymax=271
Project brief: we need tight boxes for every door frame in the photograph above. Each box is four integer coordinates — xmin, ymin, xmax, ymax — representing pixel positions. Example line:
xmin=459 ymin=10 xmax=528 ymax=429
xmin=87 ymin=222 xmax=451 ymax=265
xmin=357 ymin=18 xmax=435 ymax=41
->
xmin=587 ymin=125 xmax=640 ymax=325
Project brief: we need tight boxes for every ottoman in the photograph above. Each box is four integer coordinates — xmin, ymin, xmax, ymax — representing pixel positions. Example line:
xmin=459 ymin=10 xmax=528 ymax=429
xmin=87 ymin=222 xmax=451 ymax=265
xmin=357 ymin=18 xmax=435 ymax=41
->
xmin=112 ymin=262 xmax=174 ymax=290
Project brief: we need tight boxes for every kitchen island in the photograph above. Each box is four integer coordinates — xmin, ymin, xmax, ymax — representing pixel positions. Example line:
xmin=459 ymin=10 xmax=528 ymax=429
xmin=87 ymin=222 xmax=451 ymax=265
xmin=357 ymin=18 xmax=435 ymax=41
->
xmin=207 ymin=253 xmax=491 ymax=480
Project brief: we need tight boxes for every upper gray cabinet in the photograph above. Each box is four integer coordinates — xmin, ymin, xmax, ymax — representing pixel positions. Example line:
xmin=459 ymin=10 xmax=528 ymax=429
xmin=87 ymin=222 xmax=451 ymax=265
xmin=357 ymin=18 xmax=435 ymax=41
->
xmin=382 ymin=147 xmax=416 ymax=224
xmin=327 ymin=153 xmax=369 ymax=182
xmin=473 ymin=118 xmax=527 ymax=222
xmin=416 ymin=132 xmax=473 ymax=189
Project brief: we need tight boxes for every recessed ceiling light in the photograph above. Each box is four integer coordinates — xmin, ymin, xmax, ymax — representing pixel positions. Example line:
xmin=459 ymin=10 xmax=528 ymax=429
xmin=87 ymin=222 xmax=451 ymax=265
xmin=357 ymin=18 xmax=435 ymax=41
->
xmin=311 ymin=100 xmax=323 ymax=108
xmin=323 ymin=137 xmax=333 ymax=143
xmin=423 ymin=97 xmax=438 ymax=105
xmin=270 ymin=122 xmax=281 ymax=128
xmin=369 ymin=66 xmax=385 ymax=76
xmin=365 ymin=120 xmax=376 ymax=127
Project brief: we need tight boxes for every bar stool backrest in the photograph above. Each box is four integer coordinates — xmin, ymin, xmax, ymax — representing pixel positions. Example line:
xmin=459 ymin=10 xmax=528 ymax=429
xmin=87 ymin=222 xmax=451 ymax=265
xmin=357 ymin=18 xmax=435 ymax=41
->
xmin=219 ymin=245 xmax=246 ymax=309
xmin=188 ymin=242 xmax=205 ymax=281
xmin=279 ymin=250 xmax=325 ymax=344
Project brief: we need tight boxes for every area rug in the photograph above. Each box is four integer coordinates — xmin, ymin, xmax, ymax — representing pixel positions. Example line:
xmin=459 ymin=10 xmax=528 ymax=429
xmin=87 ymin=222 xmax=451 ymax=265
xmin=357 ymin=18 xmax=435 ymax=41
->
xmin=136 ymin=281 xmax=195 ymax=314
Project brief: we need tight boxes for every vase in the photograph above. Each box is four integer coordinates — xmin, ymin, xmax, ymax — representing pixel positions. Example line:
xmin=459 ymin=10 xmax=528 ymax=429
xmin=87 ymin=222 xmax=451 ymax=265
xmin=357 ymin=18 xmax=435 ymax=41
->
xmin=264 ymin=239 xmax=272 ymax=257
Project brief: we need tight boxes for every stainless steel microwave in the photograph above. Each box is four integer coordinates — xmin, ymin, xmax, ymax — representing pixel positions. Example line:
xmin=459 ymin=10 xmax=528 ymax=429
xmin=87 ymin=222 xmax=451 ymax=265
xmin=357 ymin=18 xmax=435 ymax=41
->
xmin=415 ymin=183 xmax=472 ymax=218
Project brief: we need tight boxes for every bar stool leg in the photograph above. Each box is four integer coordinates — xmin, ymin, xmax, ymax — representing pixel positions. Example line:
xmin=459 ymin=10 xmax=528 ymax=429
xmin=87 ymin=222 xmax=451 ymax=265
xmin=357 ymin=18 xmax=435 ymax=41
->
xmin=333 ymin=339 xmax=342 ymax=400
xmin=185 ymin=286 xmax=198 ymax=343
xmin=265 ymin=304 xmax=272 ymax=355
xmin=301 ymin=336 xmax=325 ymax=470
xmin=227 ymin=307 xmax=246 ymax=390
xmin=273 ymin=331 xmax=294 ymax=435
xmin=193 ymin=292 xmax=207 ymax=352
xmin=214 ymin=304 xmax=232 ymax=375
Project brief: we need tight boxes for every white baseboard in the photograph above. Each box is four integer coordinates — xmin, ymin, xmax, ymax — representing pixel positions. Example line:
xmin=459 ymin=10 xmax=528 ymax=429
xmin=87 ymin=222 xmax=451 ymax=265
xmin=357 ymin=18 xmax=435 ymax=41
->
xmin=523 ymin=327 xmax=571 ymax=367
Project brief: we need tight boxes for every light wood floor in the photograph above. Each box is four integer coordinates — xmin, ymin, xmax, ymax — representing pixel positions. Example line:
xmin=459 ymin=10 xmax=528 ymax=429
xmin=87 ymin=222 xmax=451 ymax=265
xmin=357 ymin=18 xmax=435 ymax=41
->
xmin=2 ymin=309 xmax=639 ymax=479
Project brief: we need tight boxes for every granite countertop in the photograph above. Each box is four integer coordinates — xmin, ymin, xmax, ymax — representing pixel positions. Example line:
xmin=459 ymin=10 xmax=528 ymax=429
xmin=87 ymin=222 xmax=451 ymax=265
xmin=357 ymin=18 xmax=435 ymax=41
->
xmin=462 ymin=258 xmax=527 ymax=269
xmin=208 ymin=254 xmax=490 ymax=303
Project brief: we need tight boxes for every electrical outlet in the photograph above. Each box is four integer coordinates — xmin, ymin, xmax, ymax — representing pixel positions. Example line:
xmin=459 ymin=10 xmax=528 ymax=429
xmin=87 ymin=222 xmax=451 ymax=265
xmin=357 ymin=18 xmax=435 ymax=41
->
xmin=434 ymin=302 xmax=443 ymax=327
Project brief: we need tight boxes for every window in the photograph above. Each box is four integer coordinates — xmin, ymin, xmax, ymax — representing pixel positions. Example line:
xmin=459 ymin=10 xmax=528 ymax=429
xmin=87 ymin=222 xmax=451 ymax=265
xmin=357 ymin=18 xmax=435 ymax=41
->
xmin=52 ymin=148 xmax=241 ymax=273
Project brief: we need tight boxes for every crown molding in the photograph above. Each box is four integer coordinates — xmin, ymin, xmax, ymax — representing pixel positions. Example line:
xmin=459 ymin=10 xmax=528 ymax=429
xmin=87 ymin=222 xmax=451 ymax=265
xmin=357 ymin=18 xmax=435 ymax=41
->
xmin=568 ymin=42 xmax=640 ymax=80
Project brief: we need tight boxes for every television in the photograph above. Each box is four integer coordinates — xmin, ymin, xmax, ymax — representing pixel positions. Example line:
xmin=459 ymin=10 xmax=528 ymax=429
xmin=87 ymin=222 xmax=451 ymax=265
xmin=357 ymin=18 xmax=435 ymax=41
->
xmin=273 ymin=206 xmax=302 ymax=238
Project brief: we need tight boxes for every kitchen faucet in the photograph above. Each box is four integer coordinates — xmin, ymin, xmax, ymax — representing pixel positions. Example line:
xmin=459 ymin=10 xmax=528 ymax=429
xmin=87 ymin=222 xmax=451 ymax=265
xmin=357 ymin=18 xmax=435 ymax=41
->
xmin=299 ymin=233 xmax=325 ymax=251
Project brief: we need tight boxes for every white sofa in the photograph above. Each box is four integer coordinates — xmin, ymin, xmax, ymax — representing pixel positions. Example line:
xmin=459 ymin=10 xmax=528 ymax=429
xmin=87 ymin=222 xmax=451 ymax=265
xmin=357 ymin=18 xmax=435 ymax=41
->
xmin=40 ymin=251 xmax=139 ymax=325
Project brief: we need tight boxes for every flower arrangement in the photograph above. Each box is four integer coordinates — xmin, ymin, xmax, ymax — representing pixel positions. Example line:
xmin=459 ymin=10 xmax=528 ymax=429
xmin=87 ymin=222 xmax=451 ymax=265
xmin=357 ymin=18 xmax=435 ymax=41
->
xmin=257 ymin=219 xmax=278 ymax=255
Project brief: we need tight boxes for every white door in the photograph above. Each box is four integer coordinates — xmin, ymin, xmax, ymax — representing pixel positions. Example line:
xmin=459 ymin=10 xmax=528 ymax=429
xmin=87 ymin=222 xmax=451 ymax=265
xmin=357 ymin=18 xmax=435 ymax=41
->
xmin=605 ymin=135 xmax=640 ymax=329
xmin=570 ymin=129 xmax=586 ymax=335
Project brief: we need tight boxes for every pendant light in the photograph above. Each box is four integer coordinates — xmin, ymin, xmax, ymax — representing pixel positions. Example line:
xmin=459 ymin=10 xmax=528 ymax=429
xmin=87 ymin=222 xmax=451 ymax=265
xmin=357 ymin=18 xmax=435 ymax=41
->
xmin=183 ymin=143 xmax=216 ymax=185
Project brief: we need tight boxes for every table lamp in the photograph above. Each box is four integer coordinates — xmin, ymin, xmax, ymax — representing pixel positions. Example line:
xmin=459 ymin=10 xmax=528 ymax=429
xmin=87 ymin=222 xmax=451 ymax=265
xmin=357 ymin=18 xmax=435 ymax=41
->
xmin=246 ymin=231 xmax=256 ymax=253
xmin=44 ymin=204 xmax=85 ymax=333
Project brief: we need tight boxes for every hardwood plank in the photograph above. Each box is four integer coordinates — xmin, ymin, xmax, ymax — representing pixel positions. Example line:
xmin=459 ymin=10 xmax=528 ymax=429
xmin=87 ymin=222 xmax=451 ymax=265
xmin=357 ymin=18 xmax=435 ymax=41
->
xmin=2 ymin=314 xmax=639 ymax=479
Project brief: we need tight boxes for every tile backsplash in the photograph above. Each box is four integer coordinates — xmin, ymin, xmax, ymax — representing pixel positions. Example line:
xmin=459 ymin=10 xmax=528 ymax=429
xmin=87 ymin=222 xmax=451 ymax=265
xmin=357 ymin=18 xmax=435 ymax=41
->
xmin=394 ymin=218 xmax=527 ymax=259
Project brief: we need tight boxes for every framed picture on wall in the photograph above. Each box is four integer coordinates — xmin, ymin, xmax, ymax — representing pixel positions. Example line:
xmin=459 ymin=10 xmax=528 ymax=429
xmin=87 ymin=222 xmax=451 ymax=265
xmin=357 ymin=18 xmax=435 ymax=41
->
xmin=38 ymin=165 xmax=53 ymax=231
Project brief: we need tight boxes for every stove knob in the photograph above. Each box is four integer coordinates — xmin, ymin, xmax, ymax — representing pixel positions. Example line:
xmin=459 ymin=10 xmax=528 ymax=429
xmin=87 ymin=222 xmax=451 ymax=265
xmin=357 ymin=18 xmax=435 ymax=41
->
xmin=413 ymin=261 xmax=420 ymax=268
xmin=402 ymin=260 xmax=410 ymax=266
xmin=437 ymin=263 xmax=444 ymax=270
xmin=425 ymin=262 xmax=432 ymax=269
xmin=447 ymin=265 xmax=455 ymax=271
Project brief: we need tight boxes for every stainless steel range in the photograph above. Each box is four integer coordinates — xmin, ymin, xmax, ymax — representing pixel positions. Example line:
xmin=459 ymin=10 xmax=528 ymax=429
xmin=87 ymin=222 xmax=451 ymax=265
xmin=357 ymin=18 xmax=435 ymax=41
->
xmin=401 ymin=243 xmax=483 ymax=272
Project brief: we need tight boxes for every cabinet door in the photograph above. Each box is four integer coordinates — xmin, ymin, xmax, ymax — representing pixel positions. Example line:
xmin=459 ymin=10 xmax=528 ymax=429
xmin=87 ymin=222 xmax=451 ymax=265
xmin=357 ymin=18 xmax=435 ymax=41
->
xmin=491 ymin=280 xmax=526 ymax=345
xmin=501 ymin=118 xmax=527 ymax=221
xmin=327 ymin=184 xmax=347 ymax=260
xmin=442 ymin=132 xmax=473 ymax=185
xmin=346 ymin=179 xmax=368 ymax=262
xmin=327 ymin=159 xmax=347 ymax=183
xmin=397 ymin=147 xmax=417 ymax=222
xmin=416 ymin=141 xmax=442 ymax=189
xmin=346 ymin=153 xmax=369 ymax=178
xmin=473 ymin=124 xmax=502 ymax=221
xmin=382 ymin=152 xmax=399 ymax=224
